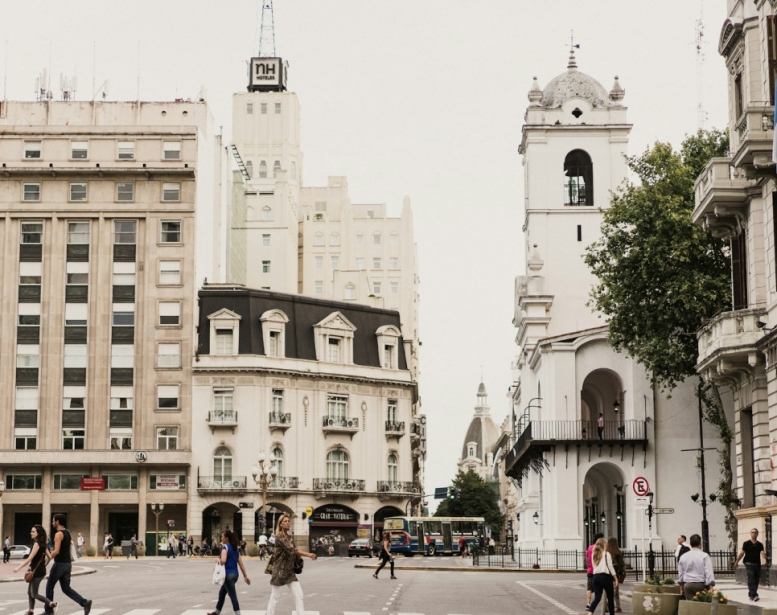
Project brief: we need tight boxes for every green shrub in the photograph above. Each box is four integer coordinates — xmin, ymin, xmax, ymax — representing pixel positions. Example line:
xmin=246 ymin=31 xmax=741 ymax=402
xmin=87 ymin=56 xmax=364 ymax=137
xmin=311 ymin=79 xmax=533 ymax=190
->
xmin=85 ymin=546 xmax=97 ymax=557
xmin=247 ymin=544 xmax=260 ymax=557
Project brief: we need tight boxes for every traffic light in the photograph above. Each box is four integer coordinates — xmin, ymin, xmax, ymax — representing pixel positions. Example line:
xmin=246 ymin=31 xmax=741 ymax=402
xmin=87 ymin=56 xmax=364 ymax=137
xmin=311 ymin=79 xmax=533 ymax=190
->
xmin=450 ymin=488 xmax=460 ymax=499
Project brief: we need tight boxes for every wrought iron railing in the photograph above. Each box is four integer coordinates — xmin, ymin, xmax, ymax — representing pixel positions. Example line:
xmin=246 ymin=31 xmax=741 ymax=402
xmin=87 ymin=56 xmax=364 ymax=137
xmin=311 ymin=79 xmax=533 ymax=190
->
xmin=197 ymin=476 xmax=247 ymax=489
xmin=322 ymin=416 xmax=359 ymax=429
xmin=513 ymin=420 xmax=646 ymax=443
xmin=376 ymin=480 xmax=419 ymax=494
xmin=312 ymin=478 xmax=366 ymax=492
xmin=208 ymin=410 xmax=238 ymax=424
xmin=269 ymin=476 xmax=299 ymax=489
xmin=385 ymin=421 xmax=405 ymax=433
xmin=268 ymin=412 xmax=291 ymax=425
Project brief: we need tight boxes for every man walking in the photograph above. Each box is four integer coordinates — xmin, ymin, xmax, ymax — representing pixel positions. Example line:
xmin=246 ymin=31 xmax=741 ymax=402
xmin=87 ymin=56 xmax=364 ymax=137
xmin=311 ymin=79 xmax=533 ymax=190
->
xmin=129 ymin=533 xmax=138 ymax=560
xmin=675 ymin=535 xmax=690 ymax=598
xmin=677 ymin=534 xmax=715 ymax=600
xmin=45 ymin=513 xmax=92 ymax=615
xmin=734 ymin=528 xmax=766 ymax=602
xmin=2 ymin=536 xmax=10 ymax=563
xmin=76 ymin=533 xmax=85 ymax=559
xmin=167 ymin=533 xmax=176 ymax=558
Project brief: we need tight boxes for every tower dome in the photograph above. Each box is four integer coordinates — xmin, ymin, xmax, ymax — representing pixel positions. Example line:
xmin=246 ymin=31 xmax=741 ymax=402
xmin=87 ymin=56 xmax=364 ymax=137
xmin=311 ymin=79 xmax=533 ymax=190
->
xmin=539 ymin=50 xmax=612 ymax=109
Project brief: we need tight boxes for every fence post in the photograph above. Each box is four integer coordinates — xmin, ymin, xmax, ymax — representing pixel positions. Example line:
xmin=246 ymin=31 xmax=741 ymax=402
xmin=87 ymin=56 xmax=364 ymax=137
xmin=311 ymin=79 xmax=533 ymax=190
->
xmin=556 ymin=549 xmax=559 ymax=570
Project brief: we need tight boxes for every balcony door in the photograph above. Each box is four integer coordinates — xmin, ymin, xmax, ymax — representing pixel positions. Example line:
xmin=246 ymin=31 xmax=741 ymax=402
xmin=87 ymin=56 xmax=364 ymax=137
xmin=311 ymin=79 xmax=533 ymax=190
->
xmin=213 ymin=446 xmax=233 ymax=486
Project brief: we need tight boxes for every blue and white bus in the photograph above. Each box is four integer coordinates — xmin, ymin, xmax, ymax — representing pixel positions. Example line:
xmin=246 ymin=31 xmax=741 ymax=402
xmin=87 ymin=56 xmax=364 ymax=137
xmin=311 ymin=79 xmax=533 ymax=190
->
xmin=383 ymin=516 xmax=485 ymax=556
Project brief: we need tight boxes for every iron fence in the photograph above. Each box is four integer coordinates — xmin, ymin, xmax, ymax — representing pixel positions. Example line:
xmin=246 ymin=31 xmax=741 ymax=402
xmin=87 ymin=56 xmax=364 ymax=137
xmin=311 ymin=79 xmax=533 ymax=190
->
xmin=473 ymin=546 xmax=737 ymax=578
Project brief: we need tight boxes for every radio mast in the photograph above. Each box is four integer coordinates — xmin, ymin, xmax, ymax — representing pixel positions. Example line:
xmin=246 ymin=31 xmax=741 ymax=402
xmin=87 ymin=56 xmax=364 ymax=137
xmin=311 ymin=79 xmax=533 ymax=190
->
xmin=695 ymin=0 xmax=706 ymax=130
xmin=258 ymin=1 xmax=277 ymax=57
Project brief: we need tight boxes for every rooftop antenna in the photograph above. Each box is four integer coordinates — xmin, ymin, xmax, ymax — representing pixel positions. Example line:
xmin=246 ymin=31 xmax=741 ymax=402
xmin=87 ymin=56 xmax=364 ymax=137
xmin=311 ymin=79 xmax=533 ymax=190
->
xmin=60 ymin=73 xmax=77 ymax=101
xmin=258 ymin=0 xmax=277 ymax=57
xmin=35 ymin=69 xmax=52 ymax=101
xmin=3 ymin=41 xmax=7 ymax=102
xmin=695 ymin=0 xmax=707 ymax=130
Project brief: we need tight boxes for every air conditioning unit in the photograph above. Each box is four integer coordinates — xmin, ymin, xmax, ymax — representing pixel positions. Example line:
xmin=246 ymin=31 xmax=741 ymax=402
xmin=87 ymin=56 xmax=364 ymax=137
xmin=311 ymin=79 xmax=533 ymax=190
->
xmin=347 ymin=420 xmax=354 ymax=427
xmin=233 ymin=480 xmax=242 ymax=488
xmin=328 ymin=418 xmax=334 ymax=426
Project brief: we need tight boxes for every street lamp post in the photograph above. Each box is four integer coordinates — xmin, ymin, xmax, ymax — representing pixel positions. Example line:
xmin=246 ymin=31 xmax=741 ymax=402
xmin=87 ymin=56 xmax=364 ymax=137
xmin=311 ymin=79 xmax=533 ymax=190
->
xmin=252 ymin=452 xmax=278 ymax=536
xmin=150 ymin=503 xmax=164 ymax=556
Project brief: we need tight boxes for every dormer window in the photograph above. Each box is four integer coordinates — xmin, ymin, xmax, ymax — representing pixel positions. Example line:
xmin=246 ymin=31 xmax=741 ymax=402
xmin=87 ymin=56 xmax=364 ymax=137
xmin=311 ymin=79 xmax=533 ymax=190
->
xmin=376 ymin=324 xmax=401 ymax=370
xmin=328 ymin=337 xmax=341 ymax=362
xmin=260 ymin=309 xmax=289 ymax=358
xmin=314 ymin=312 xmax=356 ymax=364
xmin=207 ymin=308 xmax=241 ymax=356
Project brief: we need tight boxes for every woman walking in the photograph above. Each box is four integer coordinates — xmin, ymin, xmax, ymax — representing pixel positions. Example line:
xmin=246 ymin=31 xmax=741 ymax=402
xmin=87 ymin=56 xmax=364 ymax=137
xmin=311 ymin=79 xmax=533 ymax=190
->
xmin=587 ymin=537 xmax=618 ymax=615
xmin=373 ymin=534 xmax=396 ymax=580
xmin=607 ymin=537 xmax=625 ymax=613
xmin=12 ymin=524 xmax=57 ymax=615
xmin=265 ymin=514 xmax=317 ymax=615
xmin=207 ymin=530 xmax=250 ymax=615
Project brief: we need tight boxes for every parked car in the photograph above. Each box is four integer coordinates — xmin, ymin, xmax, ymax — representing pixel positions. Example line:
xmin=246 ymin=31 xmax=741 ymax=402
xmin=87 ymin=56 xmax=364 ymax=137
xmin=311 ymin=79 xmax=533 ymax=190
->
xmin=348 ymin=538 xmax=376 ymax=558
xmin=8 ymin=545 xmax=31 ymax=559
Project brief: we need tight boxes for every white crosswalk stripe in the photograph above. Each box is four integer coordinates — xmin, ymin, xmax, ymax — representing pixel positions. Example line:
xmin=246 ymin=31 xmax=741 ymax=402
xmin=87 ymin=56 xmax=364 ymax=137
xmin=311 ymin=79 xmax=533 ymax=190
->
xmin=122 ymin=610 xmax=161 ymax=615
xmin=5 ymin=608 xmax=474 ymax=615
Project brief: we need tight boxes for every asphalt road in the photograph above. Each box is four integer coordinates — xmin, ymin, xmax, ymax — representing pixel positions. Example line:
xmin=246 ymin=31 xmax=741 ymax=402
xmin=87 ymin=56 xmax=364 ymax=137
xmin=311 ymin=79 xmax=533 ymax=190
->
xmin=0 ymin=556 xmax=638 ymax=615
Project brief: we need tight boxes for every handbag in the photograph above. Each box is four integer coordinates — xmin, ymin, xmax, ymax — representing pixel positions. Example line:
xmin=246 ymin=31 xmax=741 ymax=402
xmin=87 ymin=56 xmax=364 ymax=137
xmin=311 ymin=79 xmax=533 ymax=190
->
xmin=24 ymin=551 xmax=44 ymax=583
xmin=212 ymin=562 xmax=225 ymax=586
xmin=293 ymin=556 xmax=304 ymax=574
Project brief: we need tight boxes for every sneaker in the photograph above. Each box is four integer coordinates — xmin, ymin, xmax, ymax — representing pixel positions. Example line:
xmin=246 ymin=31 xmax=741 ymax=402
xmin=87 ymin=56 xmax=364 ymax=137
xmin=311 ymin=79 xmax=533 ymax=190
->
xmin=50 ymin=602 xmax=58 ymax=615
xmin=755 ymin=596 xmax=760 ymax=602
xmin=373 ymin=573 xmax=379 ymax=579
xmin=83 ymin=599 xmax=92 ymax=615
xmin=585 ymin=605 xmax=591 ymax=612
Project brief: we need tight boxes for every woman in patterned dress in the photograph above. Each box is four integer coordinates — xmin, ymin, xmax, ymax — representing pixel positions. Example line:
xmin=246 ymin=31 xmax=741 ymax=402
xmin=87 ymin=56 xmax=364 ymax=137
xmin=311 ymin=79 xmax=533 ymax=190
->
xmin=266 ymin=514 xmax=317 ymax=615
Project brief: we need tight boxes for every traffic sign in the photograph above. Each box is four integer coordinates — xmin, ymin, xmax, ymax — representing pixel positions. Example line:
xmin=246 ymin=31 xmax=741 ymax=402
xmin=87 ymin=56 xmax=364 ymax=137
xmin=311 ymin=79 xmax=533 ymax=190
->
xmin=305 ymin=506 xmax=313 ymax=517
xmin=434 ymin=487 xmax=448 ymax=499
xmin=634 ymin=497 xmax=649 ymax=508
xmin=632 ymin=476 xmax=650 ymax=497
xmin=647 ymin=508 xmax=674 ymax=515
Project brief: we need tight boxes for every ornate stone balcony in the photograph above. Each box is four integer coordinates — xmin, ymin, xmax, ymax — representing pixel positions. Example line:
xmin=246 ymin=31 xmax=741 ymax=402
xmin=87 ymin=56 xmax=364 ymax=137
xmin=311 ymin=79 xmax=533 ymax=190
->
xmin=731 ymin=104 xmax=774 ymax=172
xmin=322 ymin=415 xmax=359 ymax=436
xmin=692 ymin=157 xmax=753 ymax=239
xmin=312 ymin=478 xmax=365 ymax=499
xmin=268 ymin=476 xmax=299 ymax=495
xmin=197 ymin=476 xmax=247 ymax=492
xmin=376 ymin=480 xmax=420 ymax=501
xmin=268 ymin=411 xmax=292 ymax=432
xmin=384 ymin=420 xmax=405 ymax=439
xmin=696 ymin=308 xmax=766 ymax=385
xmin=207 ymin=410 xmax=238 ymax=433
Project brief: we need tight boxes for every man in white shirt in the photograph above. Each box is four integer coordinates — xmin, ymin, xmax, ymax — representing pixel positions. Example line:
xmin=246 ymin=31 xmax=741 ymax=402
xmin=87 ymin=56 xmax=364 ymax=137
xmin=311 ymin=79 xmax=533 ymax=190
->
xmin=77 ymin=533 xmax=85 ymax=558
xmin=677 ymin=534 xmax=715 ymax=600
xmin=258 ymin=533 xmax=268 ymax=559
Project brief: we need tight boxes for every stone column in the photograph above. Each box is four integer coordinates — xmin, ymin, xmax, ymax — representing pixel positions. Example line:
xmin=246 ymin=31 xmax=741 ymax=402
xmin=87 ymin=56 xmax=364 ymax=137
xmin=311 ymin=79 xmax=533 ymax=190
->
xmin=41 ymin=468 xmax=51 ymax=527
xmin=138 ymin=468 xmax=148 ymax=545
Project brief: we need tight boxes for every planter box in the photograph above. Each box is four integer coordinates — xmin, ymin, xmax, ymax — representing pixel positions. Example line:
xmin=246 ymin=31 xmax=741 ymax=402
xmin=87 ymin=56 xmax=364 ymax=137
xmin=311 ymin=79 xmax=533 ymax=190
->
xmin=634 ymin=584 xmax=681 ymax=594
xmin=678 ymin=602 xmax=737 ymax=615
xmin=633 ymin=591 xmax=681 ymax=615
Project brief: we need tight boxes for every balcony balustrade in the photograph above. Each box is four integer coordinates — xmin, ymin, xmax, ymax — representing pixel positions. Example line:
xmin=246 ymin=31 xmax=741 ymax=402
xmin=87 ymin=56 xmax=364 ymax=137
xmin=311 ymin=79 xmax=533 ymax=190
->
xmin=268 ymin=476 xmax=299 ymax=493
xmin=207 ymin=410 xmax=238 ymax=433
xmin=312 ymin=478 xmax=366 ymax=497
xmin=322 ymin=415 xmax=359 ymax=435
xmin=376 ymin=480 xmax=419 ymax=495
xmin=692 ymin=157 xmax=752 ymax=239
xmin=696 ymin=308 xmax=766 ymax=383
xmin=385 ymin=420 xmax=405 ymax=438
xmin=197 ymin=476 xmax=247 ymax=491
xmin=269 ymin=411 xmax=292 ymax=432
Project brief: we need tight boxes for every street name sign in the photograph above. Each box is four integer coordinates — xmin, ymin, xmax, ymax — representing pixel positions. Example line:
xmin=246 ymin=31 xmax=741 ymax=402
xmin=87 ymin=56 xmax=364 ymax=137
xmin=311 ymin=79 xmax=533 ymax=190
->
xmin=645 ymin=508 xmax=674 ymax=515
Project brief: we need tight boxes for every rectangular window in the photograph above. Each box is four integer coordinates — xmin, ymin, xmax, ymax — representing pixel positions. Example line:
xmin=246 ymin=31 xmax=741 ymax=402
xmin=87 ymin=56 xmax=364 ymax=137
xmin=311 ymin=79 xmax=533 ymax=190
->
xmin=388 ymin=400 xmax=398 ymax=422
xmin=6 ymin=475 xmax=42 ymax=489
xmin=331 ymin=256 xmax=339 ymax=270
xmin=54 ymin=474 xmax=88 ymax=490
xmin=16 ymin=344 xmax=40 ymax=368
xmin=156 ymin=426 xmax=179 ymax=450
xmin=268 ymin=330 xmax=280 ymax=357
xmin=63 ymin=386 xmax=86 ymax=410
xmin=162 ymin=183 xmax=181 ymax=202
xmin=356 ymin=258 xmax=364 ymax=269
xmin=159 ymin=260 xmax=181 ymax=285
xmin=64 ymin=345 xmax=87 ymax=368
xmin=117 ymin=141 xmax=135 ymax=160
xmin=315 ymin=256 xmax=323 ymax=270
xmin=577 ymin=224 xmax=582 ymax=242
xmin=111 ymin=345 xmax=134 ymax=368
xmin=66 ymin=262 xmax=88 ymax=286
xmin=731 ymin=230 xmax=748 ymax=310
xmin=315 ymin=281 xmax=323 ymax=295
xmin=62 ymin=429 xmax=85 ymax=450
xmin=163 ymin=141 xmax=181 ymax=160
xmin=373 ymin=258 xmax=381 ymax=269
xmin=246 ymin=102 xmax=254 ymax=114
xmin=14 ymin=435 xmax=37 ymax=450
xmin=345 ymin=285 xmax=356 ymax=300
xmin=390 ymin=233 xmax=398 ymax=246
xmin=111 ymin=386 xmax=134 ymax=410
xmin=384 ymin=344 xmax=395 ymax=369
xmin=356 ymin=234 xmax=363 ymax=244
xmin=215 ymin=329 xmax=234 ymax=355
xmin=261 ymin=103 xmax=267 ymax=114
xmin=67 ymin=221 xmax=90 ymax=244
xmin=19 ymin=303 xmax=41 ymax=326
xmin=69 ymin=183 xmax=87 ymax=202
xmin=116 ymin=182 xmax=135 ymax=202
xmin=275 ymin=102 xmax=281 ymax=114
xmin=327 ymin=394 xmax=348 ymax=419
xmin=161 ymin=220 xmax=181 ymax=243
xmin=109 ymin=429 xmax=133 ymax=450
xmin=328 ymin=337 xmax=341 ymax=362
xmin=734 ymin=73 xmax=744 ymax=120
xmin=19 ymin=261 xmax=42 ymax=285
xmin=24 ymin=141 xmax=41 ymax=159
xmin=262 ymin=260 xmax=271 ymax=273
xmin=113 ymin=303 xmax=135 ymax=326
xmin=71 ymin=141 xmax=88 ymax=159
xmin=157 ymin=384 xmax=180 ymax=409
xmin=390 ymin=281 xmax=398 ymax=294
xmin=373 ymin=233 xmax=381 ymax=245
xmin=272 ymin=389 xmax=284 ymax=413
xmin=262 ymin=234 xmax=271 ymax=247
xmin=21 ymin=222 xmax=42 ymax=244
xmin=213 ymin=388 xmax=234 ymax=413
xmin=114 ymin=220 xmax=137 ymax=244
xmin=23 ymin=183 xmax=40 ymax=202
xmin=65 ymin=303 xmax=88 ymax=326
xmin=158 ymin=342 xmax=181 ymax=368
xmin=390 ymin=257 xmax=399 ymax=269
xmin=367 ymin=210 xmax=375 ymax=219
xmin=112 ymin=261 xmax=136 ymax=286
xmin=159 ymin=301 xmax=181 ymax=326
xmin=373 ymin=281 xmax=382 ymax=295
xmin=103 ymin=474 xmax=138 ymax=490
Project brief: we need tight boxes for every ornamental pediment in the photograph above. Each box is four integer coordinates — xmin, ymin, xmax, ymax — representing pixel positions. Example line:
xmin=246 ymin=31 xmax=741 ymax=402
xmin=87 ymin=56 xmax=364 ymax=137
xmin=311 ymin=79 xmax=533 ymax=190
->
xmin=315 ymin=311 xmax=357 ymax=332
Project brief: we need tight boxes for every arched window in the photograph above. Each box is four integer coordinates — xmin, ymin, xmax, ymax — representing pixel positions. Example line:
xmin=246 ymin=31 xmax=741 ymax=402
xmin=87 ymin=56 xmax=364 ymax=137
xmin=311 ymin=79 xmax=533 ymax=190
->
xmin=387 ymin=454 xmax=398 ymax=483
xmin=344 ymin=284 xmax=356 ymax=300
xmin=330 ymin=232 xmax=340 ymax=246
xmin=262 ymin=206 xmax=272 ymax=221
xmin=213 ymin=446 xmax=233 ymax=484
xmin=314 ymin=232 xmax=324 ymax=246
xmin=259 ymin=161 xmax=267 ymax=178
xmin=273 ymin=161 xmax=281 ymax=176
xmin=468 ymin=446 xmax=475 ymax=458
xmin=564 ymin=149 xmax=593 ymax=206
xmin=245 ymin=160 xmax=253 ymax=179
xmin=272 ymin=447 xmax=284 ymax=478
xmin=326 ymin=449 xmax=349 ymax=480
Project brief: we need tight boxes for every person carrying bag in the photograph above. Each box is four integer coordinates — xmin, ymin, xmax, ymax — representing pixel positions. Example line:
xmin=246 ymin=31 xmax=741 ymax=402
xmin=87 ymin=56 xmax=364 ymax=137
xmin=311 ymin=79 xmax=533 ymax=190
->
xmin=207 ymin=530 xmax=249 ymax=615
xmin=265 ymin=514 xmax=317 ymax=615
xmin=13 ymin=524 xmax=58 ymax=615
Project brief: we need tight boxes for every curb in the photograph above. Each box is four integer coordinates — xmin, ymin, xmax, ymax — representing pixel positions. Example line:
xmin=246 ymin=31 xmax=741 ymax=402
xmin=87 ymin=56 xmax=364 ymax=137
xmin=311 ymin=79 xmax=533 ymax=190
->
xmin=352 ymin=563 xmax=583 ymax=573
xmin=0 ymin=567 xmax=97 ymax=583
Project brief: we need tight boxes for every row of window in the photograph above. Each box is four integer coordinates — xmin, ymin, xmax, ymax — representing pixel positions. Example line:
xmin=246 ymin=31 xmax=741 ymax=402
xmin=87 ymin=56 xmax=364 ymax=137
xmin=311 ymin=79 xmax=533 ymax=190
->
xmin=16 ymin=261 xmax=180 ymax=293
xmin=21 ymin=220 xmax=183 ymax=245
xmin=19 ymin=182 xmax=183 ymax=204
xmin=314 ymin=256 xmax=400 ymax=270
xmin=21 ymin=139 xmax=181 ymax=161
xmin=244 ymin=159 xmax=297 ymax=181
xmin=313 ymin=280 xmax=399 ymax=297
xmin=312 ymin=232 xmax=398 ymax=247
xmin=6 ymin=473 xmax=185 ymax=490
xmin=14 ymin=384 xmax=181 ymax=413
xmin=246 ymin=101 xmax=282 ymax=115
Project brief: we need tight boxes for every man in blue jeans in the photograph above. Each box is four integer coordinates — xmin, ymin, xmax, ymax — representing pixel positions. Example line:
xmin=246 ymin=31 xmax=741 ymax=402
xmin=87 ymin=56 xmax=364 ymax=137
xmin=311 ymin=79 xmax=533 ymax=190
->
xmin=45 ymin=514 xmax=92 ymax=615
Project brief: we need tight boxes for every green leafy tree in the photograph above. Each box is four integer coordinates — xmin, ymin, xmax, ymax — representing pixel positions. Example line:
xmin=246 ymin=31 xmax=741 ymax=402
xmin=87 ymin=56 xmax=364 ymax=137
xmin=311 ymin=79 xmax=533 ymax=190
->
xmin=434 ymin=470 xmax=505 ymax=536
xmin=584 ymin=129 xmax=737 ymax=546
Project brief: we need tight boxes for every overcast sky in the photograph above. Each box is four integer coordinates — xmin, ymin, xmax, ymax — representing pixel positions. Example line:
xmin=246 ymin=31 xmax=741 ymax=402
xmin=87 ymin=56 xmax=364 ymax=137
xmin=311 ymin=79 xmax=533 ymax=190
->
xmin=2 ymin=1 xmax=730 ymax=510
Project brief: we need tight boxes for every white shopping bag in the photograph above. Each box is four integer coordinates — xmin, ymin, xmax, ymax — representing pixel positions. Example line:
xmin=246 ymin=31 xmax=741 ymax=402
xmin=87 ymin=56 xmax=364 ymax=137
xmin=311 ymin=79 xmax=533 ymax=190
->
xmin=212 ymin=562 xmax=225 ymax=586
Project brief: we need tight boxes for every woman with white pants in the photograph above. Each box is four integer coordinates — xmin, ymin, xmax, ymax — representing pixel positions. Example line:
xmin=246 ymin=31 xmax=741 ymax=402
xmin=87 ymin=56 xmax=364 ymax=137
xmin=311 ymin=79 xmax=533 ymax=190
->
xmin=266 ymin=514 xmax=317 ymax=615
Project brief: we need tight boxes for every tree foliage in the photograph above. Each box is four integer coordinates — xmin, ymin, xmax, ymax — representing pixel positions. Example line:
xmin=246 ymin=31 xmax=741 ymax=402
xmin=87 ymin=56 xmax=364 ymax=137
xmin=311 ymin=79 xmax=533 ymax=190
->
xmin=434 ymin=470 xmax=505 ymax=536
xmin=584 ymin=129 xmax=739 ymax=547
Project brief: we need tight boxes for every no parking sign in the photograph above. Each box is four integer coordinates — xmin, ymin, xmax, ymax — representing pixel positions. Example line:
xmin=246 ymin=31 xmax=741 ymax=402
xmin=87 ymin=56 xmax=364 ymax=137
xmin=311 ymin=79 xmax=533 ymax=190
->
xmin=632 ymin=476 xmax=650 ymax=497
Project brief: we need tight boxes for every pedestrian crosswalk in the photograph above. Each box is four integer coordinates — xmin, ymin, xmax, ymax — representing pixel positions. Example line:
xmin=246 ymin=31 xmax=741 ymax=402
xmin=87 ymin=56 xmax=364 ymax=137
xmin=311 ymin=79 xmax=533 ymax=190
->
xmin=0 ymin=609 xmax=479 ymax=615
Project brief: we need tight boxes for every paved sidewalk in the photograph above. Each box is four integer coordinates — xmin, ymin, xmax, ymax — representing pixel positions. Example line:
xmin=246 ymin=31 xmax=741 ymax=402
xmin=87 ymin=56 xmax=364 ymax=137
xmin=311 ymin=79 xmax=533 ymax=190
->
xmin=0 ymin=560 xmax=95 ymax=583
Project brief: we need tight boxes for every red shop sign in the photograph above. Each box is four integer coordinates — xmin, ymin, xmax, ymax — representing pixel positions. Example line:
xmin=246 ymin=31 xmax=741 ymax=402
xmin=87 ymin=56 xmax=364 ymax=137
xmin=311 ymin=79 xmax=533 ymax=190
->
xmin=80 ymin=478 xmax=106 ymax=491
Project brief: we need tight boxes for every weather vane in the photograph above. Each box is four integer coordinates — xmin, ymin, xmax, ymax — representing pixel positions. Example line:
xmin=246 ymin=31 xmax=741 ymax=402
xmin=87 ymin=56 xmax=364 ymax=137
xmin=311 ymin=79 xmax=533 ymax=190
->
xmin=569 ymin=30 xmax=580 ymax=53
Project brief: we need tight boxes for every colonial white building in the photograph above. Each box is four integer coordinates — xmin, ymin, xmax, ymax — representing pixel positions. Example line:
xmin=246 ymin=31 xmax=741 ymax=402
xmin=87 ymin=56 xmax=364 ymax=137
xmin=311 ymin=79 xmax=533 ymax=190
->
xmin=190 ymin=285 xmax=419 ymax=549
xmin=504 ymin=51 xmax=729 ymax=552
xmin=692 ymin=0 xmax=777 ymax=578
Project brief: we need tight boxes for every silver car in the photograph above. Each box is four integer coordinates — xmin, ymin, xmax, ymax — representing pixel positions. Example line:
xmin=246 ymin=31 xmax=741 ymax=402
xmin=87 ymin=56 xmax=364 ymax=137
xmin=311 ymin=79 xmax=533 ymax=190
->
xmin=8 ymin=545 xmax=31 ymax=559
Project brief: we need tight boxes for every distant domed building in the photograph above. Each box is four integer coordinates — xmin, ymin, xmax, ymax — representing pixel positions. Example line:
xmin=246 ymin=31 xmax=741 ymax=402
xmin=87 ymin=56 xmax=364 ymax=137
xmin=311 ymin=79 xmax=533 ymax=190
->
xmin=457 ymin=382 xmax=499 ymax=481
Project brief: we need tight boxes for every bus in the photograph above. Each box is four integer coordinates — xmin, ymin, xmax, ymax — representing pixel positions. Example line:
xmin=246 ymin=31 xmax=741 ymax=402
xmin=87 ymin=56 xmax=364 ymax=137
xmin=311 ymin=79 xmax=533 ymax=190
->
xmin=383 ymin=516 xmax=485 ymax=556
